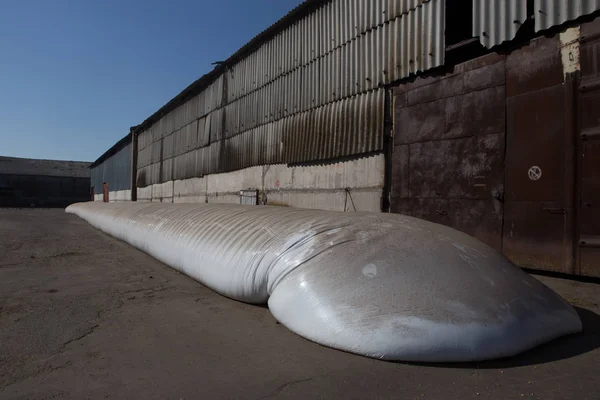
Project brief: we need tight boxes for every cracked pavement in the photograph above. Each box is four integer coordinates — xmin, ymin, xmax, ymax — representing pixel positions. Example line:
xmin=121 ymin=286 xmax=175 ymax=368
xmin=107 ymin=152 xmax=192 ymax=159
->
xmin=1 ymin=208 xmax=599 ymax=399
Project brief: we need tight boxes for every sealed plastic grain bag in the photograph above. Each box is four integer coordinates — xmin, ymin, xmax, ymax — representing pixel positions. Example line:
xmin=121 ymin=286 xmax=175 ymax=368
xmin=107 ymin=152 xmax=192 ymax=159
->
xmin=67 ymin=202 xmax=581 ymax=362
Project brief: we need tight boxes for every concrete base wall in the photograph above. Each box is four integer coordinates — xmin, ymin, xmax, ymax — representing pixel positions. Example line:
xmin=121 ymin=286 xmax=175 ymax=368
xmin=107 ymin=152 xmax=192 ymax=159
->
xmin=109 ymin=190 xmax=131 ymax=202
xmin=137 ymin=186 xmax=152 ymax=202
xmin=137 ymin=154 xmax=384 ymax=212
xmin=94 ymin=190 xmax=131 ymax=202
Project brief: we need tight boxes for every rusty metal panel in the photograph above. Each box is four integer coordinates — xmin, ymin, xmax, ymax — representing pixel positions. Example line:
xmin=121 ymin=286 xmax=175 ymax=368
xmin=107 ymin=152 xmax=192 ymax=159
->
xmin=506 ymin=35 xmax=564 ymax=97
xmin=397 ymin=87 xmax=505 ymax=145
xmin=472 ymin=0 xmax=527 ymax=48
xmin=505 ymin=85 xmax=569 ymax=203
xmin=535 ymin=0 xmax=600 ymax=31
xmin=393 ymin=198 xmax=504 ymax=251
xmin=391 ymin=52 xmax=506 ymax=251
xmin=580 ymin=140 xmax=600 ymax=235
xmin=503 ymin=202 xmax=574 ymax=273
xmin=580 ymin=245 xmax=600 ymax=277
xmin=580 ymin=17 xmax=600 ymax=76
xmin=578 ymin=18 xmax=600 ymax=277
xmin=409 ymin=133 xmax=505 ymax=200
xmin=391 ymin=144 xmax=410 ymax=199
xmin=503 ymin=32 xmax=576 ymax=274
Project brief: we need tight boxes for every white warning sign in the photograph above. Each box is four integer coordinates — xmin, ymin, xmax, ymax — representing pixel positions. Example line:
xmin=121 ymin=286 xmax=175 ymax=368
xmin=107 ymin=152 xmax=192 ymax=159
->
xmin=528 ymin=166 xmax=542 ymax=181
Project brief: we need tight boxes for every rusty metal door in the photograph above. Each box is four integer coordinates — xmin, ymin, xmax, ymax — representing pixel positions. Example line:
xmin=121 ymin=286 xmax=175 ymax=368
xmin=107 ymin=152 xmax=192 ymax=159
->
xmin=503 ymin=35 xmax=576 ymax=274
xmin=103 ymin=182 xmax=109 ymax=203
xmin=578 ymin=20 xmax=600 ymax=277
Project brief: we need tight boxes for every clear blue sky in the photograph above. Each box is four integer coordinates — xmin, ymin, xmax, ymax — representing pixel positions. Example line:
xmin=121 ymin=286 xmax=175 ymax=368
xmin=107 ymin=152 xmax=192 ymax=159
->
xmin=0 ymin=0 xmax=303 ymax=162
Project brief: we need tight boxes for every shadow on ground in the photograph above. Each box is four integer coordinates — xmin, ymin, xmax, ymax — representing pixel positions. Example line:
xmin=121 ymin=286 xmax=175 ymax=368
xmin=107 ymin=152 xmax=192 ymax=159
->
xmin=409 ymin=306 xmax=600 ymax=369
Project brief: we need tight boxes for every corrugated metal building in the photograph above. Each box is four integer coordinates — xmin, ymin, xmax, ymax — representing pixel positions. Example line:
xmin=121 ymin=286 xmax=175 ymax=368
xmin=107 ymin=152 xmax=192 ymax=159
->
xmin=134 ymin=0 xmax=445 ymax=190
xmin=0 ymin=156 xmax=90 ymax=207
xmin=92 ymin=0 xmax=600 ymax=277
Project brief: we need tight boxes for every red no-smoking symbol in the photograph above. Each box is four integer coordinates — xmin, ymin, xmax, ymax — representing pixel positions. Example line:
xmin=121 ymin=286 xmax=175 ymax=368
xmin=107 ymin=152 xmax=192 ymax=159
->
xmin=528 ymin=166 xmax=542 ymax=181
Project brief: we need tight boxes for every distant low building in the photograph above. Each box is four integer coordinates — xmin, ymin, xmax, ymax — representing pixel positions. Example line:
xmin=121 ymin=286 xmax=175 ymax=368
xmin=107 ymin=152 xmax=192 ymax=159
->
xmin=0 ymin=156 xmax=91 ymax=207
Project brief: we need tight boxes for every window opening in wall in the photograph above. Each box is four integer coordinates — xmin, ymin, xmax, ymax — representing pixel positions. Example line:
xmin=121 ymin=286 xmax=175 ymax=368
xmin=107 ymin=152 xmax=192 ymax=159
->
xmin=445 ymin=0 xmax=486 ymax=65
xmin=445 ymin=0 xmax=473 ymax=48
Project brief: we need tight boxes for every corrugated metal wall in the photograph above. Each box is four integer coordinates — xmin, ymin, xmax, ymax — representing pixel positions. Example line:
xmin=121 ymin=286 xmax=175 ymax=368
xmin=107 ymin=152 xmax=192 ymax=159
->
xmin=474 ymin=0 xmax=600 ymax=48
xmin=472 ymin=0 xmax=527 ymax=48
xmin=91 ymin=143 xmax=132 ymax=194
xmin=136 ymin=0 xmax=446 ymax=188
xmin=535 ymin=0 xmax=600 ymax=31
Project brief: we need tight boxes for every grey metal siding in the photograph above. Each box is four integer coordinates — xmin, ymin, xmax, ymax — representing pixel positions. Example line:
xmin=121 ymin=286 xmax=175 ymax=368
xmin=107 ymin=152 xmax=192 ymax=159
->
xmin=473 ymin=0 xmax=600 ymax=48
xmin=136 ymin=0 xmax=446 ymax=187
xmin=472 ymin=0 xmax=528 ymax=48
xmin=535 ymin=0 xmax=600 ymax=31
xmin=91 ymin=143 xmax=132 ymax=194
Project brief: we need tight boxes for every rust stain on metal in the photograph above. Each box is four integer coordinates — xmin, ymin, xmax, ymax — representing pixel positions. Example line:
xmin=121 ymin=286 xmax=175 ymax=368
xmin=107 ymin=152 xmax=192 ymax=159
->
xmin=504 ymin=32 xmax=576 ymax=275
xmin=391 ymin=53 xmax=506 ymax=252
xmin=576 ymin=18 xmax=600 ymax=277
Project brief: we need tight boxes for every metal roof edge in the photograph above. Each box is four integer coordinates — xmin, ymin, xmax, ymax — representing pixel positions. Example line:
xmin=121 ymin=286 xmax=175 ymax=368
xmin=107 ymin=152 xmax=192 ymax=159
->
xmin=90 ymin=133 xmax=132 ymax=169
xmin=133 ymin=0 xmax=328 ymax=135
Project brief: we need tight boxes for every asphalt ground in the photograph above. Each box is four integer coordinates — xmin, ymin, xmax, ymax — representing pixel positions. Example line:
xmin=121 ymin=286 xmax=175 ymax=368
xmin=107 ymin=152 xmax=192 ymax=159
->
xmin=1 ymin=208 xmax=599 ymax=400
